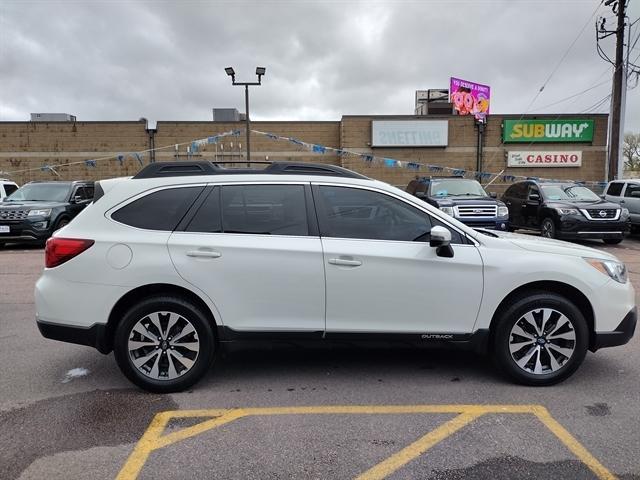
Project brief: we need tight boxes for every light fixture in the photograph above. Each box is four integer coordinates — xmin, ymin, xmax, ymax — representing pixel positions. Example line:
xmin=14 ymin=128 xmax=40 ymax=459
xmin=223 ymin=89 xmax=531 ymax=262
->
xmin=256 ymin=67 xmax=266 ymax=76
xmin=224 ymin=67 xmax=235 ymax=76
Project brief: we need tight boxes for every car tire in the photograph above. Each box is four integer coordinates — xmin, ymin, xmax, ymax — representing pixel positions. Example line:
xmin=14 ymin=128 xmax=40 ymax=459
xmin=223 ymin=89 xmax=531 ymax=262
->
xmin=114 ymin=295 xmax=216 ymax=393
xmin=492 ymin=291 xmax=588 ymax=386
xmin=53 ymin=217 xmax=70 ymax=231
xmin=540 ymin=218 xmax=556 ymax=239
xmin=603 ymin=238 xmax=622 ymax=245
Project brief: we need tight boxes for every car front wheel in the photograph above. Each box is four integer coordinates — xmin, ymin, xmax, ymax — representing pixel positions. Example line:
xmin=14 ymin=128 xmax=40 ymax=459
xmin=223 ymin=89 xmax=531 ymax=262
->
xmin=541 ymin=218 xmax=556 ymax=239
xmin=493 ymin=292 xmax=588 ymax=386
xmin=114 ymin=295 xmax=216 ymax=393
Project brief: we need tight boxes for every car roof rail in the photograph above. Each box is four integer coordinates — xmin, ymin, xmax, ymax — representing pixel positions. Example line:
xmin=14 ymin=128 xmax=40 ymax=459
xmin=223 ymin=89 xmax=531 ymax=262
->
xmin=132 ymin=161 xmax=369 ymax=180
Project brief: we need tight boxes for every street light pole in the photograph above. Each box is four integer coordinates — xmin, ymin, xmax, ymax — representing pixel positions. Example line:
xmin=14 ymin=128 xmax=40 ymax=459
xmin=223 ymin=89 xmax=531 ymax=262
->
xmin=225 ymin=67 xmax=266 ymax=166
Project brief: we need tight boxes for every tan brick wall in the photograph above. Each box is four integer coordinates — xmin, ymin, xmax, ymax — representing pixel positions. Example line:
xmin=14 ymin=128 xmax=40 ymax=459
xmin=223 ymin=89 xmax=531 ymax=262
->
xmin=0 ymin=115 xmax=607 ymax=193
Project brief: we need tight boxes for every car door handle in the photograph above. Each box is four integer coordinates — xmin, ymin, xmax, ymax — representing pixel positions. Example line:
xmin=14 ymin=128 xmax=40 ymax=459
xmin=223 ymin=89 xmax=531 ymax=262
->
xmin=186 ymin=250 xmax=221 ymax=258
xmin=328 ymin=258 xmax=362 ymax=267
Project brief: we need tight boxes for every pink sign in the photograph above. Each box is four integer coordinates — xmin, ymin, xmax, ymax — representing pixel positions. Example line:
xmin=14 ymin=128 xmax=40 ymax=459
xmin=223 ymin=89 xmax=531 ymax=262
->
xmin=450 ymin=77 xmax=490 ymax=122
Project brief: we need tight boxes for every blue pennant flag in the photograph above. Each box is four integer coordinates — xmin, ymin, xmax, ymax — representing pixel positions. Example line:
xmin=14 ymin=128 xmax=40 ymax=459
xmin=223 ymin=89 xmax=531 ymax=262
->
xmin=191 ymin=142 xmax=199 ymax=153
xmin=207 ymin=136 xmax=218 ymax=144
xmin=116 ymin=154 xmax=125 ymax=165
xmin=406 ymin=162 xmax=420 ymax=170
xmin=134 ymin=153 xmax=143 ymax=166
xmin=84 ymin=159 xmax=97 ymax=168
xmin=266 ymin=133 xmax=279 ymax=140
xmin=312 ymin=144 xmax=326 ymax=154
xmin=428 ymin=165 xmax=443 ymax=172
xmin=527 ymin=176 xmax=539 ymax=181
xmin=335 ymin=149 xmax=346 ymax=156
xmin=384 ymin=158 xmax=397 ymax=168
xmin=41 ymin=165 xmax=52 ymax=172
xmin=453 ymin=169 xmax=466 ymax=176
xmin=362 ymin=154 xmax=374 ymax=162
xmin=232 ymin=130 xmax=241 ymax=136
xmin=289 ymin=138 xmax=304 ymax=146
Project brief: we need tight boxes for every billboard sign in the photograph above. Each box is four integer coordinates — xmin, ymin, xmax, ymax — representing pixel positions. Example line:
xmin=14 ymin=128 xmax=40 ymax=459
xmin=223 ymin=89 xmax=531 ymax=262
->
xmin=507 ymin=151 xmax=582 ymax=167
xmin=503 ymin=119 xmax=594 ymax=143
xmin=371 ymin=120 xmax=448 ymax=147
xmin=449 ymin=77 xmax=490 ymax=121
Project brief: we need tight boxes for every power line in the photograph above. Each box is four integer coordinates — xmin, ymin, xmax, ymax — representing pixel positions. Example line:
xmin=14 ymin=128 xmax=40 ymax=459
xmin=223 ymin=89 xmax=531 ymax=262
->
xmin=532 ymin=77 xmax=611 ymax=111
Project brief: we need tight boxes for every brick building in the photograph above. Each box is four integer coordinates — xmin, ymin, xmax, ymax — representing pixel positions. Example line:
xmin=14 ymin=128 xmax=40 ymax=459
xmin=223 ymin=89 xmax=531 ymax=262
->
xmin=0 ymin=113 xmax=608 ymax=193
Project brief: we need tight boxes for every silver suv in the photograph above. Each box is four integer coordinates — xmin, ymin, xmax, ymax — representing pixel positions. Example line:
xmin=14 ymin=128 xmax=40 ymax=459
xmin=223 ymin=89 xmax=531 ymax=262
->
xmin=604 ymin=180 xmax=640 ymax=233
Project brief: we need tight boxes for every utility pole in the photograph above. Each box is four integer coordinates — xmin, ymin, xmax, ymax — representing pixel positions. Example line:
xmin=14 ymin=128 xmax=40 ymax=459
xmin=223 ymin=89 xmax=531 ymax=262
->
xmin=606 ymin=0 xmax=627 ymax=181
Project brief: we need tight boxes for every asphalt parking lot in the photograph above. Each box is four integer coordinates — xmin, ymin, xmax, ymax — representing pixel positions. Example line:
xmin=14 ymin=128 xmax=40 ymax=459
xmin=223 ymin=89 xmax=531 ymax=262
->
xmin=1 ymin=237 xmax=639 ymax=480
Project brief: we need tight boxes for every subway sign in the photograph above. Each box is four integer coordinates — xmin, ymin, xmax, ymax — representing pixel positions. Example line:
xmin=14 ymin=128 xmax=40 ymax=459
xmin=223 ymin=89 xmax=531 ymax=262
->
xmin=503 ymin=119 xmax=594 ymax=143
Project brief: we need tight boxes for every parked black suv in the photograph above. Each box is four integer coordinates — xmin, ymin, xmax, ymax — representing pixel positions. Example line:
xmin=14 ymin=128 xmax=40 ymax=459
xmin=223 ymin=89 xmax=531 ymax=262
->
xmin=502 ymin=180 xmax=629 ymax=244
xmin=406 ymin=176 xmax=509 ymax=230
xmin=0 ymin=180 xmax=94 ymax=246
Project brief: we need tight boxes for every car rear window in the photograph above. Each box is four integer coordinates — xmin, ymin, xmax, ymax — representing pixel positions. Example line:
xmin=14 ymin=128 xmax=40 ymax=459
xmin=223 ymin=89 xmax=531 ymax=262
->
xmin=112 ymin=186 xmax=204 ymax=231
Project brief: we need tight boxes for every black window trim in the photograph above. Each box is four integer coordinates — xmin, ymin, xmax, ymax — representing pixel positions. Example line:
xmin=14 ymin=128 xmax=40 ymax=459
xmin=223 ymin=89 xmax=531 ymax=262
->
xmin=107 ymin=183 xmax=208 ymax=232
xmin=310 ymin=182 xmax=473 ymax=245
xmin=176 ymin=181 xmax=318 ymax=238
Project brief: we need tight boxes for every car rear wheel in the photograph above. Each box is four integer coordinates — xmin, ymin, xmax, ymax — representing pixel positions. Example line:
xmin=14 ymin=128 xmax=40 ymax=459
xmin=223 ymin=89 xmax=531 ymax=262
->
xmin=492 ymin=292 xmax=588 ymax=386
xmin=114 ymin=295 xmax=216 ymax=393
xmin=541 ymin=218 xmax=556 ymax=239
xmin=603 ymin=238 xmax=622 ymax=245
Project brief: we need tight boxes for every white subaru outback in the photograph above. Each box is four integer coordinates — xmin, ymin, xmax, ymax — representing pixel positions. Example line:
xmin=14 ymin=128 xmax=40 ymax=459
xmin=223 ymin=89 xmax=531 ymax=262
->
xmin=35 ymin=162 xmax=636 ymax=392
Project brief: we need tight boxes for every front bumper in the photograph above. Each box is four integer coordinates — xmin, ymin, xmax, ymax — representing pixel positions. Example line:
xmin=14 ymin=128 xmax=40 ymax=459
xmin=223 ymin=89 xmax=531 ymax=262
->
xmin=460 ymin=218 xmax=510 ymax=231
xmin=0 ymin=218 xmax=52 ymax=243
xmin=557 ymin=217 xmax=629 ymax=240
xmin=36 ymin=317 xmax=111 ymax=353
xmin=591 ymin=307 xmax=637 ymax=351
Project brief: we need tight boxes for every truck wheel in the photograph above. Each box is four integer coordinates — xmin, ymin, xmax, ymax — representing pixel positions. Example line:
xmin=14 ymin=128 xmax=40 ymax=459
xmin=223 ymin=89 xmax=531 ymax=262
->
xmin=114 ymin=295 xmax=216 ymax=393
xmin=492 ymin=291 xmax=588 ymax=386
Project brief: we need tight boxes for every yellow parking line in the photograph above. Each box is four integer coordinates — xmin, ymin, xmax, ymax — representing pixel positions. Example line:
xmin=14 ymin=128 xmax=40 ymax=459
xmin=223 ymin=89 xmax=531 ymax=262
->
xmin=354 ymin=412 xmax=483 ymax=480
xmin=116 ymin=405 xmax=617 ymax=480
xmin=532 ymin=406 xmax=617 ymax=480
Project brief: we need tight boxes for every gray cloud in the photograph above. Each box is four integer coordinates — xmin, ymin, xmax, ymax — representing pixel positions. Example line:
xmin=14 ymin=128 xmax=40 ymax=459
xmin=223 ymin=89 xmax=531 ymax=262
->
xmin=0 ymin=0 xmax=638 ymax=131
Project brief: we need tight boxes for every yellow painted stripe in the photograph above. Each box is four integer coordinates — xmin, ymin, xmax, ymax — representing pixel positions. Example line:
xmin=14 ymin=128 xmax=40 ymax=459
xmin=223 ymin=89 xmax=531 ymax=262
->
xmin=533 ymin=406 xmax=617 ymax=480
xmin=354 ymin=412 xmax=483 ymax=480
xmin=116 ymin=411 xmax=173 ymax=480
xmin=154 ymin=409 xmax=246 ymax=449
xmin=239 ymin=404 xmax=537 ymax=416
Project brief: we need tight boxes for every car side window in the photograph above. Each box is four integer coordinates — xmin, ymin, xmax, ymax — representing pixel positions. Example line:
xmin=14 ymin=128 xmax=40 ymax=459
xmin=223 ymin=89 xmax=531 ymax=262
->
xmin=221 ymin=184 xmax=309 ymax=236
xmin=186 ymin=187 xmax=222 ymax=233
xmin=315 ymin=185 xmax=464 ymax=244
xmin=112 ymin=186 xmax=204 ymax=231
xmin=624 ymin=183 xmax=640 ymax=198
xmin=4 ymin=184 xmax=17 ymax=196
xmin=528 ymin=186 xmax=540 ymax=200
xmin=606 ymin=182 xmax=624 ymax=197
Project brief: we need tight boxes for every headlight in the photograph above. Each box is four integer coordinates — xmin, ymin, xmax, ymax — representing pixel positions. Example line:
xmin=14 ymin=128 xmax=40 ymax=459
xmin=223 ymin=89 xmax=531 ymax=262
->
xmin=497 ymin=206 xmax=509 ymax=217
xmin=440 ymin=206 xmax=455 ymax=216
xmin=555 ymin=207 xmax=579 ymax=215
xmin=28 ymin=209 xmax=52 ymax=217
xmin=585 ymin=258 xmax=628 ymax=283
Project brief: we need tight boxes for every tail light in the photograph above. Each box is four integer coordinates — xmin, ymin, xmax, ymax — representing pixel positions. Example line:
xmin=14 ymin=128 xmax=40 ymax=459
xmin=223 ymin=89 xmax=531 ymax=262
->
xmin=45 ymin=238 xmax=94 ymax=268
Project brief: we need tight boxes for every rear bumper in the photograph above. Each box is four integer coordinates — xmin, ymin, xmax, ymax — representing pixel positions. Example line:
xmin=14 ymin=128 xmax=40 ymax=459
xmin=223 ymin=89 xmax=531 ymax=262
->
xmin=36 ymin=317 xmax=111 ymax=354
xmin=591 ymin=307 xmax=637 ymax=351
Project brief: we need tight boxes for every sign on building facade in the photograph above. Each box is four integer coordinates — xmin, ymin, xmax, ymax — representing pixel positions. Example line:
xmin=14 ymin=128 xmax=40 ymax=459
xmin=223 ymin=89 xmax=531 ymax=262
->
xmin=503 ymin=119 xmax=594 ymax=143
xmin=507 ymin=151 xmax=583 ymax=167
xmin=371 ymin=120 xmax=448 ymax=147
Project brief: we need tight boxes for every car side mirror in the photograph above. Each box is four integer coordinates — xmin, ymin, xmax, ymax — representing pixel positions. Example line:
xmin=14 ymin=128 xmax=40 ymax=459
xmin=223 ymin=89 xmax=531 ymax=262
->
xmin=529 ymin=193 xmax=540 ymax=202
xmin=72 ymin=195 xmax=82 ymax=204
xmin=489 ymin=192 xmax=497 ymax=199
xmin=430 ymin=226 xmax=454 ymax=258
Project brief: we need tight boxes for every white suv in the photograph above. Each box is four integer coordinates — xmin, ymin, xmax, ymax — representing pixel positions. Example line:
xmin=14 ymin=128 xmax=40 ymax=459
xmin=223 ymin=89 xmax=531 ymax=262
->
xmin=35 ymin=162 xmax=636 ymax=392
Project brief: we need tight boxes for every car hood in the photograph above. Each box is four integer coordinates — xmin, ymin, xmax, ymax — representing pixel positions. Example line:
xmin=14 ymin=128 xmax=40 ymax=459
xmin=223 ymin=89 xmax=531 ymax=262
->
xmin=0 ymin=201 xmax=66 ymax=209
xmin=546 ymin=199 xmax=620 ymax=210
xmin=479 ymin=230 xmax=618 ymax=261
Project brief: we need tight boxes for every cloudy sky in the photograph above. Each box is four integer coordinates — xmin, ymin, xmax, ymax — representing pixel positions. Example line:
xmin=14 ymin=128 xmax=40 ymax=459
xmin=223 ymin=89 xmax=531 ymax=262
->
xmin=1 ymin=0 xmax=639 ymax=131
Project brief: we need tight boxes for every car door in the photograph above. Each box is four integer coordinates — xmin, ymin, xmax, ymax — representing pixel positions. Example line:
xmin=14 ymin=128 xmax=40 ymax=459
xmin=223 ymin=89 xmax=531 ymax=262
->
xmin=523 ymin=184 xmax=541 ymax=228
xmin=313 ymin=183 xmax=483 ymax=335
xmin=503 ymin=183 xmax=526 ymax=227
xmin=622 ymin=182 xmax=640 ymax=225
xmin=168 ymin=183 xmax=325 ymax=333
xmin=69 ymin=185 xmax=92 ymax=216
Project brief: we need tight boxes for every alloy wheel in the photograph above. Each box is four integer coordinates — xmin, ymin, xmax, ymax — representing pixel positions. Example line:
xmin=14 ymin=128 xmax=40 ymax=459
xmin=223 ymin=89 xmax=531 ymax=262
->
xmin=541 ymin=220 xmax=554 ymax=238
xmin=127 ymin=311 xmax=200 ymax=380
xmin=508 ymin=308 xmax=576 ymax=375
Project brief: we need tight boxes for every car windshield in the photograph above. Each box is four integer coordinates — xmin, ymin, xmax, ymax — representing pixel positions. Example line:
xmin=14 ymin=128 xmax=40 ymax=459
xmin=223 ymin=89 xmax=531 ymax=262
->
xmin=430 ymin=179 xmax=487 ymax=197
xmin=4 ymin=183 xmax=70 ymax=202
xmin=541 ymin=185 xmax=600 ymax=202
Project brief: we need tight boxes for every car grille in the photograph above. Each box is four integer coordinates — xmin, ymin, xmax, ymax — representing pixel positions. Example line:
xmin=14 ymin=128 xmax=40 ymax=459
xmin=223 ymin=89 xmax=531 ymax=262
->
xmin=455 ymin=205 xmax=497 ymax=218
xmin=583 ymin=208 xmax=619 ymax=220
xmin=0 ymin=209 xmax=29 ymax=221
